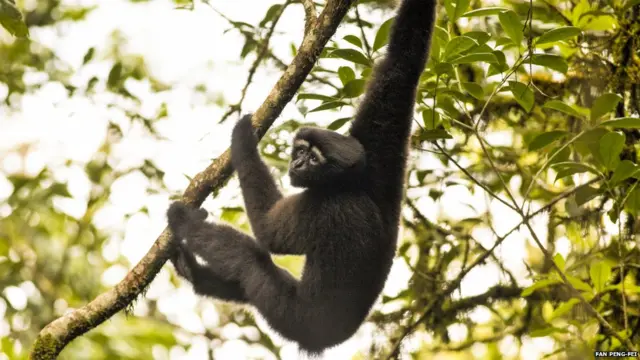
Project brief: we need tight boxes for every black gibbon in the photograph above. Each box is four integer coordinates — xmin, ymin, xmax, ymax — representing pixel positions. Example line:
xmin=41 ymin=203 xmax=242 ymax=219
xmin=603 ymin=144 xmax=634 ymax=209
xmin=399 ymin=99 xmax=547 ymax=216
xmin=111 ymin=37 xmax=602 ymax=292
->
xmin=167 ymin=0 xmax=437 ymax=353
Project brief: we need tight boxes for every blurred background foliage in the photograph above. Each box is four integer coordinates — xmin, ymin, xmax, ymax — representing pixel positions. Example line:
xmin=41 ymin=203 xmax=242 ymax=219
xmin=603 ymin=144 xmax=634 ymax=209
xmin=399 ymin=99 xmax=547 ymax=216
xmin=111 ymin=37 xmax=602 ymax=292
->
xmin=1 ymin=0 xmax=640 ymax=359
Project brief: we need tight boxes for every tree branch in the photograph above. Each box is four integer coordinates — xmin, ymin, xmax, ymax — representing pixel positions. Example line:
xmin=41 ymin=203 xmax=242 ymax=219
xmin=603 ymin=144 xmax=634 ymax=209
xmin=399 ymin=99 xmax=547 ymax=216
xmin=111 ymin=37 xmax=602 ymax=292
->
xmin=300 ymin=0 xmax=318 ymax=34
xmin=30 ymin=1 xmax=355 ymax=358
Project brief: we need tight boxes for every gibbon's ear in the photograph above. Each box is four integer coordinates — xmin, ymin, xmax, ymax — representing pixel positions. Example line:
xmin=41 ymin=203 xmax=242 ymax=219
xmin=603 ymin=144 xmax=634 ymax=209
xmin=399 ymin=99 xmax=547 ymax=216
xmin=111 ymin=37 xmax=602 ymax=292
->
xmin=295 ymin=127 xmax=366 ymax=169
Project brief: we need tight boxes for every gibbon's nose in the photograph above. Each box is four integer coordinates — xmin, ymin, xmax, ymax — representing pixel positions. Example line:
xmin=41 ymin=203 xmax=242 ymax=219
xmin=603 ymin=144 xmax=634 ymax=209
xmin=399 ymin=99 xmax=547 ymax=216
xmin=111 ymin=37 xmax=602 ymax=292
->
xmin=292 ymin=158 xmax=305 ymax=170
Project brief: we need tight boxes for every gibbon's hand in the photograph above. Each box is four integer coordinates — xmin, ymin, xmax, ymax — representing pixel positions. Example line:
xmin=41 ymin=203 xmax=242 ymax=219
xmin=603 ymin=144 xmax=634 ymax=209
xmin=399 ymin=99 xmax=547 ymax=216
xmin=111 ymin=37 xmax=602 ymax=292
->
xmin=231 ymin=114 xmax=258 ymax=165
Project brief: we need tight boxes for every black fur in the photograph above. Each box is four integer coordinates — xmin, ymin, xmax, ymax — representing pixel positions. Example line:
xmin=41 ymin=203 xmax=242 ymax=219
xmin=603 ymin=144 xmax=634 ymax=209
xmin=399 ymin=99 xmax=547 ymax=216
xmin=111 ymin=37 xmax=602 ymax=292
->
xmin=166 ymin=0 xmax=437 ymax=354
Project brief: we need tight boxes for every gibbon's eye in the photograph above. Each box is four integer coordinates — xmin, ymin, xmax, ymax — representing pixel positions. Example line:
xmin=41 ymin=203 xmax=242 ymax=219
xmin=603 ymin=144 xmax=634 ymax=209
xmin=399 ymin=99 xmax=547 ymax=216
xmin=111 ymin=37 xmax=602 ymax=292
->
xmin=295 ymin=148 xmax=305 ymax=158
xmin=308 ymin=153 xmax=318 ymax=165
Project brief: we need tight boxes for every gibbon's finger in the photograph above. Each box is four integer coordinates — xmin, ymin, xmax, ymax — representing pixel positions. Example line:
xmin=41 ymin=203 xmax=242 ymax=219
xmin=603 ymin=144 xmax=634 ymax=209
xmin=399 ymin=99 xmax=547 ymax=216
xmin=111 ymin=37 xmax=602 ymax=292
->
xmin=232 ymin=113 xmax=256 ymax=141
xmin=230 ymin=113 xmax=259 ymax=166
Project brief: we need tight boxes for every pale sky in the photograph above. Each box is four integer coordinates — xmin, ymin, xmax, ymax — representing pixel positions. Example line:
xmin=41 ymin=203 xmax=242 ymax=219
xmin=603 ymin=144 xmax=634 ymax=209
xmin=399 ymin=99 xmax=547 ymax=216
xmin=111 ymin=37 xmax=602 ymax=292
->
xmin=0 ymin=0 xmax=590 ymax=358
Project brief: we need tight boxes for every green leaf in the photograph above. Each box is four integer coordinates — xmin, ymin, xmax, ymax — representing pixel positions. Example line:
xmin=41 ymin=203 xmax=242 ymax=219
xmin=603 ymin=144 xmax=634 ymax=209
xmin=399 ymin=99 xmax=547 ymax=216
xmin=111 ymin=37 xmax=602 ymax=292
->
xmin=575 ymin=184 xmax=601 ymax=206
xmin=543 ymin=100 xmax=582 ymax=117
xmin=435 ymin=63 xmax=454 ymax=75
xmin=531 ymin=54 xmax=569 ymax=74
xmin=536 ymin=26 xmax=581 ymax=45
xmin=566 ymin=275 xmax=593 ymax=292
xmin=308 ymin=101 xmax=348 ymax=113
xmin=445 ymin=0 xmax=471 ymax=21
xmin=422 ymin=109 xmax=441 ymax=130
xmin=529 ymin=131 xmax=568 ymax=151
xmin=488 ymin=50 xmax=508 ymax=76
xmin=463 ymin=31 xmax=491 ymax=45
xmin=553 ymin=253 xmax=565 ymax=271
xmin=599 ymin=117 xmax=640 ymax=128
xmin=343 ymin=35 xmax=363 ymax=49
xmin=461 ymin=7 xmax=508 ymax=17
xmin=552 ymin=162 xmax=599 ymax=182
xmin=466 ymin=44 xmax=493 ymax=55
xmin=521 ymin=278 xmax=561 ymax=296
xmin=499 ymin=10 xmax=523 ymax=45
xmin=297 ymin=93 xmax=336 ymax=102
xmin=82 ymin=47 xmax=95 ymax=65
xmin=240 ymin=40 xmax=257 ymax=58
xmin=107 ymin=62 xmax=123 ymax=89
xmin=337 ymin=66 xmax=355 ymax=85
xmin=590 ymin=261 xmax=612 ymax=293
xmin=610 ymin=160 xmax=640 ymax=184
xmin=549 ymin=299 xmax=580 ymax=320
xmin=494 ymin=37 xmax=514 ymax=47
xmin=343 ymin=79 xmax=366 ymax=98
xmin=259 ymin=4 xmax=283 ymax=27
xmin=599 ymin=131 xmax=625 ymax=170
xmin=373 ymin=17 xmax=394 ymax=52
xmin=330 ymin=49 xmax=371 ymax=66
xmin=50 ymin=183 xmax=72 ymax=198
xmin=450 ymin=53 xmax=498 ymax=64
xmin=419 ymin=129 xmax=453 ymax=141
xmin=590 ymin=93 xmax=622 ymax=121
xmin=549 ymin=145 xmax=571 ymax=166
xmin=327 ymin=117 xmax=351 ymax=131
xmin=625 ymin=188 xmax=640 ymax=216
xmin=461 ymin=82 xmax=484 ymax=100
xmin=444 ymin=36 xmax=478 ymax=60
xmin=0 ymin=0 xmax=29 ymax=37
xmin=509 ymin=81 xmax=534 ymax=112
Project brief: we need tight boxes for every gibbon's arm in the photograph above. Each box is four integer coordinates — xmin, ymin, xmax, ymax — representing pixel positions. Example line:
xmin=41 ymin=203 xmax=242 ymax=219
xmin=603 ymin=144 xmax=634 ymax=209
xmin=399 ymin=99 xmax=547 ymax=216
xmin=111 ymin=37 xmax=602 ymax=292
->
xmin=231 ymin=115 xmax=305 ymax=255
xmin=349 ymin=0 xmax=437 ymax=207
xmin=230 ymin=116 xmax=283 ymax=235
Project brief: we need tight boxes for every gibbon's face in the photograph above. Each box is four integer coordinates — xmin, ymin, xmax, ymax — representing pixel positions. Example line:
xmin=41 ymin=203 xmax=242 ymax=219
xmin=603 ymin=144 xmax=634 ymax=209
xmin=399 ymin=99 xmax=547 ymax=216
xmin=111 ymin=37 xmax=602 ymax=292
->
xmin=289 ymin=127 xmax=366 ymax=188
xmin=289 ymin=138 xmax=327 ymax=188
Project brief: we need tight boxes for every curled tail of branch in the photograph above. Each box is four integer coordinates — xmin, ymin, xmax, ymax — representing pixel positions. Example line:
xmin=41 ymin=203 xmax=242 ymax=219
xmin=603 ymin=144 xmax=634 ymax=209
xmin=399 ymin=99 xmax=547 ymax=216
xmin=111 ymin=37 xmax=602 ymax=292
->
xmin=166 ymin=202 xmax=208 ymax=239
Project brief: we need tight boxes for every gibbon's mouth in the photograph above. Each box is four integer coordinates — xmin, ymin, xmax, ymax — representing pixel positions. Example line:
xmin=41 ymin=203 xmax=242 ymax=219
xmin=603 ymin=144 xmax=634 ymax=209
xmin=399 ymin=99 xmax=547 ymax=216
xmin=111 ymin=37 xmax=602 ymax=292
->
xmin=288 ymin=168 xmax=301 ymax=180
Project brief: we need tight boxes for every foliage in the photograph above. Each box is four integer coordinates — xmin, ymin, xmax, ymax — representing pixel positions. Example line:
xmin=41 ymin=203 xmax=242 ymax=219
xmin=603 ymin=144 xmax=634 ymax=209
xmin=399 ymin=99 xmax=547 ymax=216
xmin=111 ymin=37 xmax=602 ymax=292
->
xmin=1 ymin=0 xmax=640 ymax=359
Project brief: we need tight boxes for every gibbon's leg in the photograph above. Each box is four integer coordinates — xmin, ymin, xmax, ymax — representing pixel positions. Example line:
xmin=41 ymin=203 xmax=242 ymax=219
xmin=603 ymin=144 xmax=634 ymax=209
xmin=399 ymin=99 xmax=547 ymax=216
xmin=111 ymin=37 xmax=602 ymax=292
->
xmin=230 ymin=115 xmax=283 ymax=239
xmin=167 ymin=203 xmax=248 ymax=302
xmin=167 ymin=202 xmax=268 ymax=280
xmin=168 ymin=203 xmax=357 ymax=352
xmin=240 ymin=262 xmax=361 ymax=354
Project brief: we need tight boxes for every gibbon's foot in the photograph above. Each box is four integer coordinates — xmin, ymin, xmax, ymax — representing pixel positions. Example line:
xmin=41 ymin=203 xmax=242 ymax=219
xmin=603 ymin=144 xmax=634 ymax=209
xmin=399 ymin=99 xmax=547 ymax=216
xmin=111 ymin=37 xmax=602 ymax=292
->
xmin=170 ymin=230 xmax=250 ymax=303
xmin=166 ymin=201 xmax=208 ymax=239
xmin=177 ymin=218 xmax=268 ymax=282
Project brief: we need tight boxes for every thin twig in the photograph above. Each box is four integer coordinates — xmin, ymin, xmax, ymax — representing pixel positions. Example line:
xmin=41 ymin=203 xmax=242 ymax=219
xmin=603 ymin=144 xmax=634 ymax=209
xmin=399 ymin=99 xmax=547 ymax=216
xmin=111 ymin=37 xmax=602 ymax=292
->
xmin=429 ymin=143 xmax=518 ymax=212
xmin=354 ymin=4 xmax=372 ymax=56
